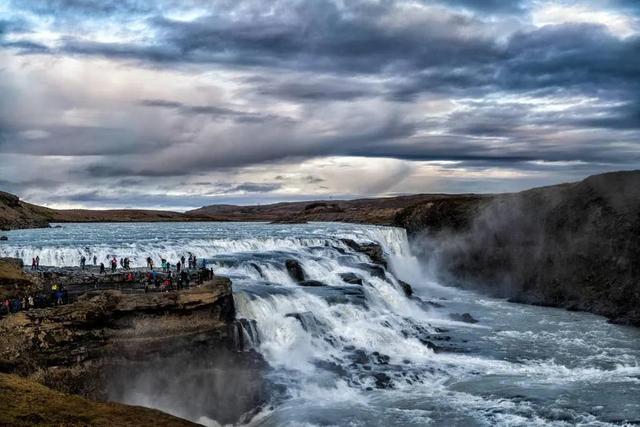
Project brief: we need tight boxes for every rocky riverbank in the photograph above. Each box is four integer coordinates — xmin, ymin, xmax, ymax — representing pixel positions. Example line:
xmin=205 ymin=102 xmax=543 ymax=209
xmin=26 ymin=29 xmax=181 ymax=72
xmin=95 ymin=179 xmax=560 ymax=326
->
xmin=0 ymin=261 xmax=269 ymax=425
xmin=395 ymin=170 xmax=640 ymax=326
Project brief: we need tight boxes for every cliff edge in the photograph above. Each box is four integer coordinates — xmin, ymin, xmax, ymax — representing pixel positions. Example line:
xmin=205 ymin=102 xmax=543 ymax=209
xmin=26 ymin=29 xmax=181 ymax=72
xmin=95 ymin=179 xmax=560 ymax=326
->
xmin=395 ymin=170 xmax=640 ymax=326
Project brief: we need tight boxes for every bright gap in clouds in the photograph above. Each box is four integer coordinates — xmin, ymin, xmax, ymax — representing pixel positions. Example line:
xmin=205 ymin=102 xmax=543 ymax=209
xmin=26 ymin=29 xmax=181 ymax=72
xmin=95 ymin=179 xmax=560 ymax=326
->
xmin=532 ymin=4 xmax=639 ymax=38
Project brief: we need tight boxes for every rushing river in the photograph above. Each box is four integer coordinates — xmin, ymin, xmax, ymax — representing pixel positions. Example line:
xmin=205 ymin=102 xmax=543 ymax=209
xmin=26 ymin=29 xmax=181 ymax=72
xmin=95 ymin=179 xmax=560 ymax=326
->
xmin=2 ymin=222 xmax=640 ymax=426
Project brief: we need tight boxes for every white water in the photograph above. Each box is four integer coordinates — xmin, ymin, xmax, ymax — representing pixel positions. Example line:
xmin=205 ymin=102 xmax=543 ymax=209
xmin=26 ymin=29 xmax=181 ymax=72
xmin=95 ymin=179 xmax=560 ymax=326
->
xmin=2 ymin=222 xmax=639 ymax=426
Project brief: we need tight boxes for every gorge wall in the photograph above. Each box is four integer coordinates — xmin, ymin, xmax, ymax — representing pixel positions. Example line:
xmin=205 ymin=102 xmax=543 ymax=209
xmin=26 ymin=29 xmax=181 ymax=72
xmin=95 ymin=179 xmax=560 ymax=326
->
xmin=395 ymin=170 xmax=640 ymax=326
xmin=0 ymin=275 xmax=268 ymax=425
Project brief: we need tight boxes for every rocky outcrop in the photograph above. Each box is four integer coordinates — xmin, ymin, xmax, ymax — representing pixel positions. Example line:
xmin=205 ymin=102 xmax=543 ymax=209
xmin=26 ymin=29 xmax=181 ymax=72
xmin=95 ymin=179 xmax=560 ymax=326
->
xmin=341 ymin=239 xmax=388 ymax=268
xmin=0 ymin=191 xmax=53 ymax=230
xmin=0 ymin=277 xmax=269 ymax=424
xmin=285 ymin=259 xmax=306 ymax=282
xmin=396 ymin=170 xmax=640 ymax=326
xmin=0 ymin=258 xmax=36 ymax=300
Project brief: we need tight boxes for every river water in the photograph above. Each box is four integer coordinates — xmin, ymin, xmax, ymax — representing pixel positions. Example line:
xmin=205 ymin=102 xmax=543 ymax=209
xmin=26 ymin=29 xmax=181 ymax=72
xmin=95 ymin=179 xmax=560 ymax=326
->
xmin=1 ymin=222 xmax=639 ymax=426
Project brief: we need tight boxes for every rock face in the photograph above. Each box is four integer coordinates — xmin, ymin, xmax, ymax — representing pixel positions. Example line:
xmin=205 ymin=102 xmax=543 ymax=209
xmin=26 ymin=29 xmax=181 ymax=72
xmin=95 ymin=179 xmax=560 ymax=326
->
xmin=0 ymin=277 xmax=269 ymax=424
xmin=341 ymin=239 xmax=388 ymax=267
xmin=0 ymin=191 xmax=52 ymax=230
xmin=0 ymin=258 xmax=36 ymax=300
xmin=396 ymin=170 xmax=640 ymax=326
xmin=285 ymin=259 xmax=306 ymax=282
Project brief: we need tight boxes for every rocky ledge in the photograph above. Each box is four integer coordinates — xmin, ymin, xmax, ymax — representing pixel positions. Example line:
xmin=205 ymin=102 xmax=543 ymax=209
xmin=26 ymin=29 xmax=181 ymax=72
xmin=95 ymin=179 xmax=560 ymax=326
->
xmin=0 ymin=266 xmax=268 ymax=425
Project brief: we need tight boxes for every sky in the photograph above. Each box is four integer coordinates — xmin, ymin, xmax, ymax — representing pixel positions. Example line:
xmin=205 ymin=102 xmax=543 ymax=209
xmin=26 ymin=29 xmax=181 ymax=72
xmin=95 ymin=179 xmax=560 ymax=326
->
xmin=1 ymin=0 xmax=639 ymax=210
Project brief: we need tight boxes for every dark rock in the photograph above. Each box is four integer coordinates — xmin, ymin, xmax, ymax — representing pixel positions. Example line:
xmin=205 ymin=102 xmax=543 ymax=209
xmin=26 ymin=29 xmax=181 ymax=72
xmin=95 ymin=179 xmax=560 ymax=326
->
xmin=285 ymin=312 xmax=327 ymax=337
xmin=341 ymin=239 xmax=387 ymax=267
xmin=339 ymin=273 xmax=363 ymax=285
xmin=372 ymin=372 xmax=393 ymax=389
xmin=249 ymin=263 xmax=263 ymax=277
xmin=397 ymin=280 xmax=413 ymax=297
xmin=348 ymin=350 xmax=370 ymax=365
xmin=449 ymin=312 xmax=479 ymax=324
xmin=298 ymin=280 xmax=325 ymax=287
xmin=285 ymin=259 xmax=306 ymax=282
xmin=355 ymin=263 xmax=386 ymax=280
xmin=314 ymin=360 xmax=348 ymax=377
xmin=0 ymin=236 xmax=7 ymax=241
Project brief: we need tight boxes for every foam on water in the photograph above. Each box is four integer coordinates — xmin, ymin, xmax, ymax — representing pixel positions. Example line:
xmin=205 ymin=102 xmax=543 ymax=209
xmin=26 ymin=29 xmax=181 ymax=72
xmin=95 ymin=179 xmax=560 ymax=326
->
xmin=3 ymin=222 xmax=640 ymax=426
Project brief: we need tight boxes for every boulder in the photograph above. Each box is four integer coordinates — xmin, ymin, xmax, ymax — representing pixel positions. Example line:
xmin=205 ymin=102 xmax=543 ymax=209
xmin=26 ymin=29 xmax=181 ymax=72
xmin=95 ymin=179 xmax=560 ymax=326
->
xmin=298 ymin=280 xmax=325 ymax=287
xmin=449 ymin=312 xmax=478 ymax=324
xmin=340 ymin=239 xmax=387 ymax=267
xmin=0 ymin=236 xmax=7 ymax=241
xmin=285 ymin=259 xmax=306 ymax=282
xmin=397 ymin=280 xmax=413 ymax=297
xmin=339 ymin=273 xmax=363 ymax=285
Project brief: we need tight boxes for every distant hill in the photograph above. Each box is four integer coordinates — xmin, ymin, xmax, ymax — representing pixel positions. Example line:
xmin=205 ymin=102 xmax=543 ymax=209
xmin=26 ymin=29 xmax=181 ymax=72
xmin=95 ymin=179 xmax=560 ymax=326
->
xmin=0 ymin=191 xmax=473 ymax=230
xmin=186 ymin=194 xmax=472 ymax=224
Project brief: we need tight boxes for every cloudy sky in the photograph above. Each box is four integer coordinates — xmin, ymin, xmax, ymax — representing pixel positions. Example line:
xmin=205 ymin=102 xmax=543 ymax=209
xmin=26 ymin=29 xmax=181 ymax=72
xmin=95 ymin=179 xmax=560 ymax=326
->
xmin=1 ymin=0 xmax=639 ymax=210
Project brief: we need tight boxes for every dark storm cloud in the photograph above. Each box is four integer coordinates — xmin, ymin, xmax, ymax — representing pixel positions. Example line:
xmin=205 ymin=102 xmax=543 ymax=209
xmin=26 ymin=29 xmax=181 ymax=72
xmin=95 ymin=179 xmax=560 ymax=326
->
xmin=139 ymin=99 xmax=293 ymax=123
xmin=16 ymin=0 xmax=500 ymax=76
xmin=2 ymin=0 xmax=640 ymax=208
xmin=255 ymin=78 xmax=375 ymax=101
xmin=9 ymin=0 xmax=155 ymax=17
xmin=440 ymin=0 xmax=527 ymax=13
xmin=226 ymin=183 xmax=282 ymax=193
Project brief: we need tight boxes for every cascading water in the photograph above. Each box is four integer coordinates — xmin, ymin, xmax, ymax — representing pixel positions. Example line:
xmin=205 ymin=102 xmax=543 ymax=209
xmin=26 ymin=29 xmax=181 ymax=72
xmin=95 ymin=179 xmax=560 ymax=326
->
xmin=2 ymin=222 xmax=640 ymax=426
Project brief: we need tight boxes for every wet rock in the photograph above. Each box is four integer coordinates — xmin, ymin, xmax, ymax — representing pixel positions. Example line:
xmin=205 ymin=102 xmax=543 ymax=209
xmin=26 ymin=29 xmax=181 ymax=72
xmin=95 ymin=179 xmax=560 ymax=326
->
xmin=398 ymin=280 xmax=413 ymax=297
xmin=372 ymin=352 xmax=390 ymax=365
xmin=285 ymin=312 xmax=326 ymax=335
xmin=341 ymin=239 xmax=387 ymax=267
xmin=304 ymin=285 xmax=366 ymax=306
xmin=314 ymin=360 xmax=348 ymax=377
xmin=0 ymin=236 xmax=7 ymax=241
xmin=285 ymin=259 xmax=306 ymax=282
xmin=298 ymin=280 xmax=325 ymax=287
xmin=339 ymin=273 xmax=363 ymax=285
xmin=449 ymin=312 xmax=479 ymax=323
xmin=355 ymin=263 xmax=386 ymax=280
xmin=249 ymin=263 xmax=263 ymax=278
xmin=372 ymin=372 xmax=393 ymax=389
xmin=348 ymin=349 xmax=370 ymax=365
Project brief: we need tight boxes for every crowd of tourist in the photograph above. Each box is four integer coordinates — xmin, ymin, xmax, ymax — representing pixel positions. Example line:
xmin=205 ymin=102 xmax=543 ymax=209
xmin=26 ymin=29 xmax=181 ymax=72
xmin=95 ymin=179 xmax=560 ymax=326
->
xmin=1 ymin=253 xmax=216 ymax=317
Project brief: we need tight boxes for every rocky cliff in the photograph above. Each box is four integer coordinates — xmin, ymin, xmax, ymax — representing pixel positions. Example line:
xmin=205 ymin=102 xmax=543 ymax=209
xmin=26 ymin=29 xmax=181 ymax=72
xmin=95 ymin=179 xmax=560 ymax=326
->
xmin=0 ymin=191 xmax=53 ymax=231
xmin=0 ymin=275 xmax=268 ymax=425
xmin=395 ymin=170 xmax=640 ymax=326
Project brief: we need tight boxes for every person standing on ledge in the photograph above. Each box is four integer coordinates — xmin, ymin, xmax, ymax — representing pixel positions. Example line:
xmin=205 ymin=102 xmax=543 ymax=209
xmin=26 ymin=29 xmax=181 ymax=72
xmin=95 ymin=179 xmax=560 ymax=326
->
xmin=93 ymin=255 xmax=97 ymax=266
xmin=99 ymin=262 xmax=105 ymax=274
xmin=35 ymin=255 xmax=40 ymax=269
